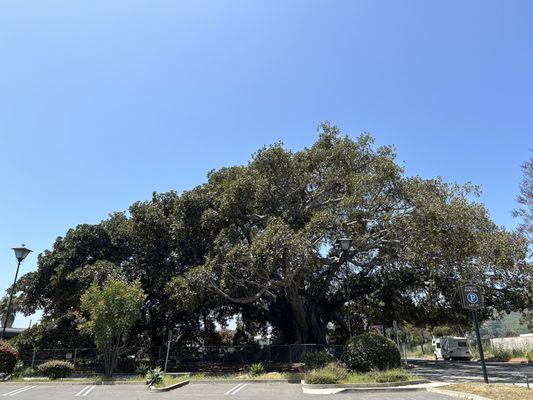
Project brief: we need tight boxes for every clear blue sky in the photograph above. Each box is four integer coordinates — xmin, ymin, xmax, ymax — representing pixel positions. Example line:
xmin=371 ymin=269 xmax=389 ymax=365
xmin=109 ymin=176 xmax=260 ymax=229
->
xmin=1 ymin=1 xmax=532 ymax=327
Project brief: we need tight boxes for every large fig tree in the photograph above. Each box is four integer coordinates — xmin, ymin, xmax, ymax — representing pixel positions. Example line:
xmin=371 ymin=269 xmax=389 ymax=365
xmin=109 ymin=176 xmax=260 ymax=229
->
xmin=169 ymin=123 xmax=531 ymax=343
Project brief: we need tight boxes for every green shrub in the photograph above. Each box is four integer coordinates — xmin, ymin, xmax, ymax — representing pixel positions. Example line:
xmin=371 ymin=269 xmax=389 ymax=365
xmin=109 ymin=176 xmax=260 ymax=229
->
xmin=11 ymin=360 xmax=25 ymax=377
xmin=247 ymin=362 xmax=265 ymax=376
xmin=302 ymin=350 xmax=334 ymax=370
xmin=304 ymin=362 xmax=348 ymax=384
xmin=37 ymin=360 xmax=74 ymax=379
xmin=145 ymin=367 xmax=164 ymax=386
xmin=0 ymin=341 xmax=19 ymax=375
xmin=135 ymin=363 xmax=150 ymax=377
xmin=344 ymin=333 xmax=401 ymax=372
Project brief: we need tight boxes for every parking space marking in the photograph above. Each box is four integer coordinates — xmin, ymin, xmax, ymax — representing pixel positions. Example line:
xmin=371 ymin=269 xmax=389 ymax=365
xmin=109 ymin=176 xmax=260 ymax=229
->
xmin=224 ymin=383 xmax=247 ymax=395
xmin=75 ymin=385 xmax=96 ymax=397
xmin=230 ymin=383 xmax=247 ymax=395
xmin=2 ymin=387 xmax=36 ymax=396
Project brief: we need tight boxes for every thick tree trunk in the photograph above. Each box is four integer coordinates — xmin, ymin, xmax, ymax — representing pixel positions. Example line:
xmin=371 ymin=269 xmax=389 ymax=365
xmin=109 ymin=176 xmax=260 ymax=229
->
xmin=261 ymin=295 xmax=329 ymax=344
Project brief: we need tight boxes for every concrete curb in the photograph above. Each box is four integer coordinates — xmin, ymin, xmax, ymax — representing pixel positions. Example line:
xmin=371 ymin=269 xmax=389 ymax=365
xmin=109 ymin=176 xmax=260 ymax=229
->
xmin=149 ymin=379 xmax=189 ymax=392
xmin=427 ymin=388 xmax=492 ymax=400
xmin=301 ymin=380 xmax=443 ymax=394
xmin=301 ymin=378 xmax=429 ymax=389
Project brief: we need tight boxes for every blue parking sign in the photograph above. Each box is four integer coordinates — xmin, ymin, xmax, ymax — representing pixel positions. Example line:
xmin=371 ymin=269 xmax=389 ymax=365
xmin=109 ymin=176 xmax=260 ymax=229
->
xmin=461 ymin=284 xmax=483 ymax=309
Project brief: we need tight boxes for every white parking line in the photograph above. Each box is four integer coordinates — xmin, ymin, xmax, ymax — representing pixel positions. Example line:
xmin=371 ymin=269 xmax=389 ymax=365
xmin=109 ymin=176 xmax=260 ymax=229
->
xmin=75 ymin=385 xmax=96 ymax=397
xmin=224 ymin=383 xmax=246 ymax=395
xmin=2 ymin=387 xmax=36 ymax=396
xmin=224 ymin=383 xmax=243 ymax=395
xmin=230 ymin=383 xmax=247 ymax=395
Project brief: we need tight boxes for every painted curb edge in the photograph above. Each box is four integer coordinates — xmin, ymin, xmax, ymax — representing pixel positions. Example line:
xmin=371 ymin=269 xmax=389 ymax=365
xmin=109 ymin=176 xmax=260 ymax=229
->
xmin=149 ymin=379 xmax=189 ymax=392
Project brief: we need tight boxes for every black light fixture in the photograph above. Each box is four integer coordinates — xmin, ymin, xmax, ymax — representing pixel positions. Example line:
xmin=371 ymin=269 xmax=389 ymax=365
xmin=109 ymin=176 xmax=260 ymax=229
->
xmin=336 ymin=237 xmax=352 ymax=252
xmin=12 ymin=246 xmax=32 ymax=262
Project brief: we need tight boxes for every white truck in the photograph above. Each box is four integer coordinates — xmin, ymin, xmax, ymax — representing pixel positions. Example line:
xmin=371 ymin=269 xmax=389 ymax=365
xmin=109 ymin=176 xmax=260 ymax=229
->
xmin=432 ymin=336 xmax=471 ymax=360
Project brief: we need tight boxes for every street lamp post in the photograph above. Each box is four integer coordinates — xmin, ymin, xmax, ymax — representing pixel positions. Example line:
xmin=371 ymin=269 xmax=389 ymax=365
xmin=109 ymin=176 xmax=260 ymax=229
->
xmin=336 ymin=238 xmax=353 ymax=339
xmin=378 ymin=300 xmax=386 ymax=336
xmin=1 ymin=245 xmax=32 ymax=340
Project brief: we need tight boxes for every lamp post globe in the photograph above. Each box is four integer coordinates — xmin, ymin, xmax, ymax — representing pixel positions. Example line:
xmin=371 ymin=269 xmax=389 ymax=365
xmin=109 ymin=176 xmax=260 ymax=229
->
xmin=337 ymin=238 xmax=352 ymax=251
xmin=12 ymin=246 xmax=32 ymax=262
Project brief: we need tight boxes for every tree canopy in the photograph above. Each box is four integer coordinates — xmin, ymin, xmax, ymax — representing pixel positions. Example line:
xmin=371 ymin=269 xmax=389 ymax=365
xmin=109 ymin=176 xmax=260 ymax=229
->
xmin=14 ymin=123 xmax=532 ymax=346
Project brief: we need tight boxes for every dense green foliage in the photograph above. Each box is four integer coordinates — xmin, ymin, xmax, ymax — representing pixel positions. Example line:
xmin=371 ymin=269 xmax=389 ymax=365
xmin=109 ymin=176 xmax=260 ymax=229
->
xmin=12 ymin=124 xmax=532 ymax=346
xmin=36 ymin=360 xmax=74 ymax=379
xmin=0 ymin=341 xmax=19 ymax=375
xmin=302 ymin=350 xmax=335 ymax=370
xmin=344 ymin=333 xmax=401 ymax=372
xmin=80 ymin=279 xmax=145 ymax=375
xmin=11 ymin=312 xmax=93 ymax=355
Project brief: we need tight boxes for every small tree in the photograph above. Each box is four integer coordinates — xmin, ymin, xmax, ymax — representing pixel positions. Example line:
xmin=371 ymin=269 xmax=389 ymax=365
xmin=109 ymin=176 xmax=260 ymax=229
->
xmin=80 ymin=279 xmax=145 ymax=376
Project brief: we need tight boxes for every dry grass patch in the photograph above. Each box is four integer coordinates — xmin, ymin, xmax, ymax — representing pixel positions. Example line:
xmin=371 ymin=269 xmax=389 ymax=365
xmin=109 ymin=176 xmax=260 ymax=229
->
xmin=444 ymin=383 xmax=533 ymax=400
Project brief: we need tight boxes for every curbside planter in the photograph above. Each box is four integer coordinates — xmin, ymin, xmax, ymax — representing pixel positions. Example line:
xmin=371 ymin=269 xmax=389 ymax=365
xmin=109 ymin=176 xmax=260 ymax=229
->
xmin=149 ymin=379 xmax=189 ymax=392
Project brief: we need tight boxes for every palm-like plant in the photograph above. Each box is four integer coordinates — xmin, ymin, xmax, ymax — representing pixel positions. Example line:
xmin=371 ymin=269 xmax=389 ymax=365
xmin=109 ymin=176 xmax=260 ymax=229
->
xmin=0 ymin=296 xmax=21 ymax=328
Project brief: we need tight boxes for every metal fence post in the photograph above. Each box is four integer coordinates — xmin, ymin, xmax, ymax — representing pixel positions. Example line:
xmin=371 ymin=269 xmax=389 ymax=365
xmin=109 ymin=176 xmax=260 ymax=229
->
xmin=289 ymin=344 xmax=292 ymax=364
xmin=268 ymin=345 xmax=271 ymax=364
xmin=31 ymin=348 xmax=36 ymax=368
xmin=73 ymin=348 xmax=78 ymax=369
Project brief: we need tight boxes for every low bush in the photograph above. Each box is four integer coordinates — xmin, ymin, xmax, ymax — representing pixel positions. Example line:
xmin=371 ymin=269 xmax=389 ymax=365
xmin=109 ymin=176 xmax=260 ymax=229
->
xmin=145 ymin=367 xmax=164 ymax=386
xmin=344 ymin=333 xmax=401 ymax=372
xmin=367 ymin=369 xmax=410 ymax=383
xmin=135 ymin=363 xmax=150 ymax=377
xmin=247 ymin=362 xmax=265 ymax=376
xmin=37 ymin=360 xmax=74 ymax=379
xmin=302 ymin=350 xmax=334 ymax=370
xmin=304 ymin=362 xmax=348 ymax=384
xmin=0 ymin=341 xmax=19 ymax=375
xmin=11 ymin=360 xmax=25 ymax=377
xmin=491 ymin=346 xmax=513 ymax=361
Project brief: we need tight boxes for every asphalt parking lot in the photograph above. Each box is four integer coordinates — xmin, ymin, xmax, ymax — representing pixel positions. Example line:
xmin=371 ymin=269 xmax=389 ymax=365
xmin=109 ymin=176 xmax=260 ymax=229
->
xmin=0 ymin=382 xmax=451 ymax=400
xmin=1 ymin=361 xmax=531 ymax=400
xmin=409 ymin=359 xmax=533 ymax=383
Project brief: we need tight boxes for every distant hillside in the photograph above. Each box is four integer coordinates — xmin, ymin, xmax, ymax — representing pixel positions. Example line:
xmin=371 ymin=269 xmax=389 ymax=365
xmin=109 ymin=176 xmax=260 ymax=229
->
xmin=480 ymin=312 xmax=531 ymax=338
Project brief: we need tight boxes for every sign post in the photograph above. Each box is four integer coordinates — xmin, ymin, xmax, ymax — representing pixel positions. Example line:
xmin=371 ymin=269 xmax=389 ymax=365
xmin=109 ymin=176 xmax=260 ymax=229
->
xmin=461 ymin=283 xmax=489 ymax=384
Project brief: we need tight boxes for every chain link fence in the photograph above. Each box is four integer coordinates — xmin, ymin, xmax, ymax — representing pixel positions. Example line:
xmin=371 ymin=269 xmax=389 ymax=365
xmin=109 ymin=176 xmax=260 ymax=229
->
xmin=19 ymin=344 xmax=345 ymax=373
